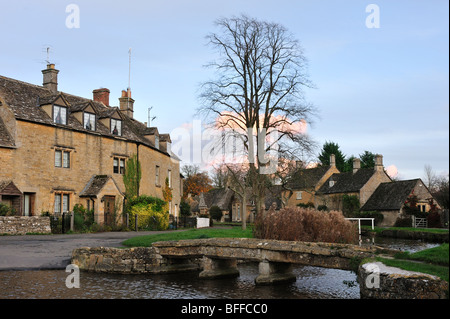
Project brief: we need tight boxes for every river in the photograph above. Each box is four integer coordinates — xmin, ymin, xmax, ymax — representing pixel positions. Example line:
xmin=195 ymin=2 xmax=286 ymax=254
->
xmin=0 ymin=237 xmax=440 ymax=299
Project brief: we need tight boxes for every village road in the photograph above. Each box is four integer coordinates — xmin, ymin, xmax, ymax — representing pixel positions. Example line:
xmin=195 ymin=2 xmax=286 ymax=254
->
xmin=0 ymin=231 xmax=176 ymax=271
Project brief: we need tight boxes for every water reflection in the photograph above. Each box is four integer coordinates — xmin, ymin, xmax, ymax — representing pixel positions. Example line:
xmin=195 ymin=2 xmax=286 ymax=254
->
xmin=0 ymin=263 xmax=359 ymax=299
xmin=0 ymin=237 xmax=440 ymax=299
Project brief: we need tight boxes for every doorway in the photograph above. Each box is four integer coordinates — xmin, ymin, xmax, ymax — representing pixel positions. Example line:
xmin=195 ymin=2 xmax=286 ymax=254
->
xmin=103 ymin=195 xmax=115 ymax=226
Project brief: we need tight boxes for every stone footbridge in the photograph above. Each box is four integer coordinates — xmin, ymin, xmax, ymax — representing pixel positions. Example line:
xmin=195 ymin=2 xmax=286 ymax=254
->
xmin=72 ymin=238 xmax=393 ymax=285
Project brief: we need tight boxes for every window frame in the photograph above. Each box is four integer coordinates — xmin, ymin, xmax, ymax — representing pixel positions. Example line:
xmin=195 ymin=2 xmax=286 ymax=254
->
xmin=155 ymin=165 xmax=160 ymax=186
xmin=55 ymin=149 xmax=70 ymax=168
xmin=53 ymin=105 xmax=68 ymax=125
xmin=111 ymin=118 xmax=122 ymax=136
xmin=83 ymin=112 xmax=96 ymax=131
xmin=113 ymin=157 xmax=126 ymax=175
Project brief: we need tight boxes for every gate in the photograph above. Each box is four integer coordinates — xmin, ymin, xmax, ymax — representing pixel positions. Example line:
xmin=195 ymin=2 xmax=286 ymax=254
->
xmin=412 ymin=215 xmax=428 ymax=228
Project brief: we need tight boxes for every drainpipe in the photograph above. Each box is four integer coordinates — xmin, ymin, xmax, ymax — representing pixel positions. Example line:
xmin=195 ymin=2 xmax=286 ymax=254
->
xmin=136 ymin=143 xmax=140 ymax=197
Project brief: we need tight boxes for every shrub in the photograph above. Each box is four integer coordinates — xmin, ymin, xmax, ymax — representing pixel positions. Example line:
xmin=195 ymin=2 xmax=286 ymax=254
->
xmin=254 ymin=206 xmax=358 ymax=244
xmin=125 ymin=195 xmax=168 ymax=231
xmin=180 ymin=200 xmax=191 ymax=217
xmin=296 ymin=202 xmax=314 ymax=209
xmin=0 ymin=203 xmax=13 ymax=216
xmin=209 ymin=205 xmax=222 ymax=221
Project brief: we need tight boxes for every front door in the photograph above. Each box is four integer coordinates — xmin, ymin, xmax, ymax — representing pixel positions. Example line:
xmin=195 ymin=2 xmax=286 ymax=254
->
xmin=103 ymin=196 xmax=115 ymax=226
xmin=24 ymin=194 xmax=30 ymax=216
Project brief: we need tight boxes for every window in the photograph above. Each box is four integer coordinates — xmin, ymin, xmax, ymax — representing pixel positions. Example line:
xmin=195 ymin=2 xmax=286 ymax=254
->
xmin=296 ymin=191 xmax=302 ymax=200
xmin=54 ymin=193 xmax=70 ymax=215
xmin=111 ymin=119 xmax=122 ymax=136
xmin=113 ymin=157 xmax=125 ymax=174
xmin=155 ymin=165 xmax=160 ymax=186
xmin=84 ymin=112 xmax=96 ymax=131
xmin=55 ymin=150 xmax=70 ymax=168
xmin=168 ymin=170 xmax=172 ymax=188
xmin=155 ymin=135 xmax=159 ymax=149
xmin=53 ymin=105 xmax=67 ymax=125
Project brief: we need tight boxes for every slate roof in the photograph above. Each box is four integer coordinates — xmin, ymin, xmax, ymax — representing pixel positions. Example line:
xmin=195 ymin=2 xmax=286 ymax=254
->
xmin=0 ymin=116 xmax=14 ymax=147
xmin=0 ymin=74 xmax=177 ymax=159
xmin=288 ymin=165 xmax=333 ymax=190
xmin=318 ymin=168 xmax=378 ymax=194
xmin=360 ymin=179 xmax=420 ymax=211
xmin=193 ymin=188 xmax=235 ymax=212
xmin=79 ymin=175 xmax=123 ymax=198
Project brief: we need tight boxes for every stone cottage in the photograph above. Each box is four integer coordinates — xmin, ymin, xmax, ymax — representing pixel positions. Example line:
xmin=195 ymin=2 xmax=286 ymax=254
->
xmin=0 ymin=64 xmax=181 ymax=225
xmin=316 ymin=155 xmax=392 ymax=211
xmin=360 ymin=178 xmax=440 ymax=227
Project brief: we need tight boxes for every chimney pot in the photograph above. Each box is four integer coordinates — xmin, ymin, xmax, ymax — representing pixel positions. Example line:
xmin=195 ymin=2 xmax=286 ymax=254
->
xmin=93 ymin=88 xmax=110 ymax=106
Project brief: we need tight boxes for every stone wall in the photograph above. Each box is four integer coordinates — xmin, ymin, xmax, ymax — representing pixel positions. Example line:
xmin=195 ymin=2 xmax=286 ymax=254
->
xmin=0 ymin=216 xmax=51 ymax=235
xmin=71 ymin=246 xmax=201 ymax=274
xmin=358 ymin=262 xmax=448 ymax=299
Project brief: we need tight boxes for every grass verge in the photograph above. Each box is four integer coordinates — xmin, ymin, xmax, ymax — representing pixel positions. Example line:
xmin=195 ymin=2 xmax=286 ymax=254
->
xmin=122 ymin=227 xmax=253 ymax=247
xmin=375 ymin=257 xmax=449 ymax=282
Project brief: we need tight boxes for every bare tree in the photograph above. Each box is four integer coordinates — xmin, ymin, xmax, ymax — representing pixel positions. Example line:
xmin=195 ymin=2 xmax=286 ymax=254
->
xmin=198 ymin=15 xmax=317 ymax=216
xmin=424 ymin=164 xmax=438 ymax=191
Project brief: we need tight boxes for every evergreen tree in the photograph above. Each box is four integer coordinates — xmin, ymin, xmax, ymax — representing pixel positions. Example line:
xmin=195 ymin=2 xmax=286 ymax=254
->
xmin=318 ymin=141 xmax=347 ymax=172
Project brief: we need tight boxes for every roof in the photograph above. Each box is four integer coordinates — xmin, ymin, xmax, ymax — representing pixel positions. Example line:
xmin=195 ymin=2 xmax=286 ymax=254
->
xmin=79 ymin=175 xmax=123 ymax=198
xmin=0 ymin=115 xmax=14 ymax=148
xmin=318 ymin=168 xmax=377 ymax=194
xmin=0 ymin=180 xmax=22 ymax=195
xmin=361 ymin=179 xmax=420 ymax=211
xmin=192 ymin=188 xmax=235 ymax=212
xmin=288 ymin=165 xmax=333 ymax=190
xmin=0 ymin=74 xmax=177 ymax=160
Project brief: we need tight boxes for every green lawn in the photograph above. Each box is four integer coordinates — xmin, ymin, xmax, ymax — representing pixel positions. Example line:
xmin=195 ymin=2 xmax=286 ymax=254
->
xmin=122 ymin=227 xmax=253 ymax=247
xmin=375 ymin=243 xmax=449 ymax=282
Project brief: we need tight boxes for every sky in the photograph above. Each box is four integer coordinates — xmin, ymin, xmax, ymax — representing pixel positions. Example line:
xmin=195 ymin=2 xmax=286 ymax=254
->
xmin=0 ymin=0 xmax=448 ymax=181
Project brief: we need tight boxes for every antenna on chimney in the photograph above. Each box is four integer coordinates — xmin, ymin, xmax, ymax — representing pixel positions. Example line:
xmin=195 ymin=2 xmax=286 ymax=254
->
xmin=127 ymin=48 xmax=132 ymax=111
xmin=148 ymin=107 xmax=156 ymax=127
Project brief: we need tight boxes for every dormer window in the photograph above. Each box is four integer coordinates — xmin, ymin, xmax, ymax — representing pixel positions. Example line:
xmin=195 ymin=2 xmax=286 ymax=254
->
xmin=84 ymin=112 xmax=96 ymax=131
xmin=155 ymin=135 xmax=159 ymax=149
xmin=53 ymin=105 xmax=67 ymax=125
xmin=111 ymin=119 xmax=122 ymax=136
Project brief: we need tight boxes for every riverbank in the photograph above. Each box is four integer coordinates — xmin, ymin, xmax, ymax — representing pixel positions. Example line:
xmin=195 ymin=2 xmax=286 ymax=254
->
xmin=363 ymin=226 xmax=449 ymax=243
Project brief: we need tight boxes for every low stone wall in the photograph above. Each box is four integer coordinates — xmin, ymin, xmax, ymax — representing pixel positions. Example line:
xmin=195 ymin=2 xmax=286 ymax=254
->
xmin=0 ymin=216 xmax=51 ymax=235
xmin=358 ymin=261 xmax=448 ymax=299
xmin=71 ymin=247 xmax=201 ymax=274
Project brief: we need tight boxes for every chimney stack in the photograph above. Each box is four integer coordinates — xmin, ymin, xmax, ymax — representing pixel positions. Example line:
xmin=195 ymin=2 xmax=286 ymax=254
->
xmin=93 ymin=88 xmax=110 ymax=106
xmin=42 ymin=63 xmax=59 ymax=93
xmin=119 ymin=88 xmax=134 ymax=118
xmin=374 ymin=154 xmax=384 ymax=172
xmin=353 ymin=158 xmax=361 ymax=174
xmin=330 ymin=154 xmax=336 ymax=168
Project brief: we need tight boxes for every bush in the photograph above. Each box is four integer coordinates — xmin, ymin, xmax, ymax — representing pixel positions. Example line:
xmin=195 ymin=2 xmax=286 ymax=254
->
xmin=180 ymin=200 xmax=191 ymax=217
xmin=0 ymin=203 xmax=13 ymax=216
xmin=254 ymin=207 xmax=358 ymax=244
xmin=128 ymin=196 xmax=169 ymax=231
xmin=209 ymin=205 xmax=222 ymax=221
xmin=296 ymin=202 xmax=314 ymax=209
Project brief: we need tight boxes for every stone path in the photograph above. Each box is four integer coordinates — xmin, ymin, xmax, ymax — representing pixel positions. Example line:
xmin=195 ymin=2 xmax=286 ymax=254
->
xmin=0 ymin=230 xmax=179 ymax=270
